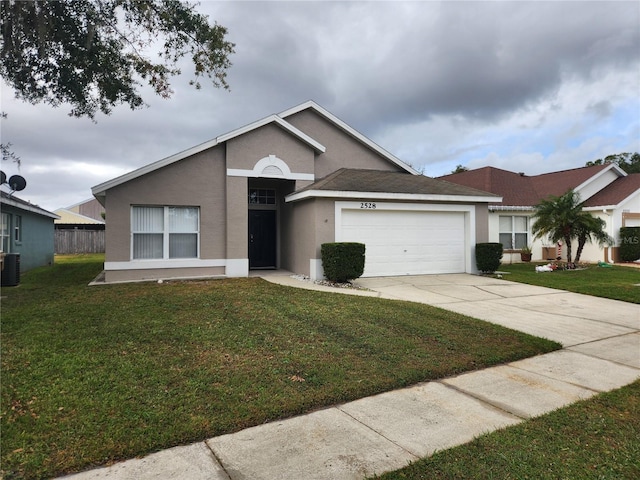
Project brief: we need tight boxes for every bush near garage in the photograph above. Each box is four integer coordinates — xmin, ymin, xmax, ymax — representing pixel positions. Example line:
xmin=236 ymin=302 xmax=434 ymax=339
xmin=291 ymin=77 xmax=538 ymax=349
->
xmin=618 ymin=227 xmax=640 ymax=262
xmin=321 ymin=242 xmax=366 ymax=282
xmin=475 ymin=242 xmax=503 ymax=273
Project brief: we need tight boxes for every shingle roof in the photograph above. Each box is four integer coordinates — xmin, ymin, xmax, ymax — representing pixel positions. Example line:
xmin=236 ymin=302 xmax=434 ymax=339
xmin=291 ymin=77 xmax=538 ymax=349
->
xmin=295 ymin=168 xmax=500 ymax=197
xmin=439 ymin=164 xmax=615 ymax=206
xmin=1 ymin=190 xmax=60 ymax=219
xmin=583 ymin=174 xmax=640 ymax=207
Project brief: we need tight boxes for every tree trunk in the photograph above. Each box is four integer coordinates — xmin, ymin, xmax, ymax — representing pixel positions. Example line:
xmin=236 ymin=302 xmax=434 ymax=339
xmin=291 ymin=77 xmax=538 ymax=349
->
xmin=564 ymin=235 xmax=573 ymax=263
xmin=575 ymin=236 xmax=587 ymax=262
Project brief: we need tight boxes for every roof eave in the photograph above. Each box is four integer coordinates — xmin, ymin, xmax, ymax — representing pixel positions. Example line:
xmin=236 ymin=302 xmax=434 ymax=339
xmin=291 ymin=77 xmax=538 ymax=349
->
xmin=285 ymin=189 xmax=500 ymax=203
xmin=1 ymin=195 xmax=60 ymax=219
xmin=91 ymin=137 xmax=220 ymax=196
xmin=574 ymin=163 xmax=627 ymax=198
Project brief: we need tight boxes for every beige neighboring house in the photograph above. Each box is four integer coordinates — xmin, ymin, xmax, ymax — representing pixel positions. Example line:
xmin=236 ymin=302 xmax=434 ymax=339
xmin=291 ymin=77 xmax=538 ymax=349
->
xmin=92 ymin=101 xmax=500 ymax=283
xmin=65 ymin=198 xmax=105 ymax=222
xmin=440 ymin=164 xmax=640 ymax=263
xmin=54 ymin=208 xmax=106 ymax=228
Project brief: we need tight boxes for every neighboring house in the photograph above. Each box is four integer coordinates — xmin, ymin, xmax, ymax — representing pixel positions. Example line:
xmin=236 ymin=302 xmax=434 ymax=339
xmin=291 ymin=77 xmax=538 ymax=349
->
xmin=92 ymin=101 xmax=499 ymax=283
xmin=1 ymin=190 xmax=59 ymax=273
xmin=65 ymin=198 xmax=105 ymax=222
xmin=53 ymin=208 xmax=106 ymax=254
xmin=440 ymin=164 xmax=640 ymax=263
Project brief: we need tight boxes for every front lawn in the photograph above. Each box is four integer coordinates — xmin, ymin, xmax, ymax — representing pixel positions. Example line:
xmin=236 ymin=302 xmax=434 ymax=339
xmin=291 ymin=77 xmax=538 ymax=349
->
xmin=0 ymin=255 xmax=559 ymax=479
xmin=374 ymin=380 xmax=640 ymax=480
xmin=499 ymin=262 xmax=640 ymax=303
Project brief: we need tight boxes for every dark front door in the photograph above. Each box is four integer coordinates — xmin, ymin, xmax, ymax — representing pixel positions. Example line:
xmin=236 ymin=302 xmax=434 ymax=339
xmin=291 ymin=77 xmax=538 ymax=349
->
xmin=248 ymin=210 xmax=276 ymax=269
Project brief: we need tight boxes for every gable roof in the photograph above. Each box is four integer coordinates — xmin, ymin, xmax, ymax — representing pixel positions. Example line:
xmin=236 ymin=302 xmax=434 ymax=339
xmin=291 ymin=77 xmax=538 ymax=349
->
xmin=1 ymin=190 xmax=60 ymax=219
xmin=92 ymin=101 xmax=417 ymax=199
xmin=53 ymin=208 xmax=105 ymax=224
xmin=286 ymin=169 xmax=501 ymax=203
xmin=280 ymin=101 xmax=419 ymax=175
xmin=439 ymin=163 xmax=626 ymax=207
xmin=583 ymin=173 xmax=640 ymax=209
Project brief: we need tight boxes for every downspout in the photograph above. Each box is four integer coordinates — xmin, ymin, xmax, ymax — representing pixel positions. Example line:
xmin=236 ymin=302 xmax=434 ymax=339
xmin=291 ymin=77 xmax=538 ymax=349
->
xmin=603 ymin=209 xmax=613 ymax=263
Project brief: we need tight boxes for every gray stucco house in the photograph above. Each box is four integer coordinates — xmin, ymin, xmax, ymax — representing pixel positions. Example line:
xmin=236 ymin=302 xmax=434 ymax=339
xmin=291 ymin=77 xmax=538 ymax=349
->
xmin=92 ymin=101 xmax=499 ymax=283
xmin=1 ymin=190 xmax=59 ymax=273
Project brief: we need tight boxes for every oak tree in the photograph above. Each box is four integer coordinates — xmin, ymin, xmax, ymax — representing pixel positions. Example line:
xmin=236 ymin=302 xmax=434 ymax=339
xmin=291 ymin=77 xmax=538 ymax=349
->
xmin=0 ymin=0 xmax=235 ymax=119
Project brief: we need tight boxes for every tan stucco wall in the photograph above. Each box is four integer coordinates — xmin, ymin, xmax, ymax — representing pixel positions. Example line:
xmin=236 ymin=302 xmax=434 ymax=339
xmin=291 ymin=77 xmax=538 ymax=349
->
xmin=104 ymin=146 xmax=226 ymax=262
xmin=226 ymin=176 xmax=247 ymax=259
xmin=285 ymin=110 xmax=405 ymax=178
xmin=474 ymin=204 xmax=489 ymax=243
xmin=226 ymin=123 xmax=315 ymax=174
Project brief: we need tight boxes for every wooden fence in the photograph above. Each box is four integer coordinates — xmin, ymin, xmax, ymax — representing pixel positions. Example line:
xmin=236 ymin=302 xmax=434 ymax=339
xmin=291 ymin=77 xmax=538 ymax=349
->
xmin=55 ymin=230 xmax=105 ymax=254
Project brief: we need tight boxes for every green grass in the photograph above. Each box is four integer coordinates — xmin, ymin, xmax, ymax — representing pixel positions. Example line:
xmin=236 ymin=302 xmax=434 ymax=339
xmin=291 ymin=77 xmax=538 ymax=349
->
xmin=373 ymin=380 xmax=640 ymax=480
xmin=0 ymin=255 xmax=560 ymax=479
xmin=498 ymin=262 xmax=640 ymax=303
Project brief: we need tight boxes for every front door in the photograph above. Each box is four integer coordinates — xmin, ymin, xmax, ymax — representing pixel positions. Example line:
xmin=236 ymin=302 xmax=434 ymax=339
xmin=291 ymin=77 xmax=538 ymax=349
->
xmin=248 ymin=210 xmax=276 ymax=269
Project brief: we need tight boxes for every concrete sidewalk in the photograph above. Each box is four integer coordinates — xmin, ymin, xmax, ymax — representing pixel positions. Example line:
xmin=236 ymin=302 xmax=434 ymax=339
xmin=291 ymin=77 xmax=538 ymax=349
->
xmin=61 ymin=274 xmax=640 ymax=480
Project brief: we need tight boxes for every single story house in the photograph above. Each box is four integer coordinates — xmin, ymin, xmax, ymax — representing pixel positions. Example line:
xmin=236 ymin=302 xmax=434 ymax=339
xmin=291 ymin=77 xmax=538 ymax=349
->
xmin=92 ymin=101 xmax=500 ymax=283
xmin=1 ymin=190 xmax=59 ymax=273
xmin=64 ymin=197 xmax=105 ymax=222
xmin=440 ymin=164 xmax=640 ymax=263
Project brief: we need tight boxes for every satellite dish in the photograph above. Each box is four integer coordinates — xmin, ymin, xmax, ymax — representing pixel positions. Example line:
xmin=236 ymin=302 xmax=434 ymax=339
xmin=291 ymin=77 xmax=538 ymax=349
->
xmin=0 ymin=171 xmax=5 ymax=184
xmin=8 ymin=175 xmax=26 ymax=192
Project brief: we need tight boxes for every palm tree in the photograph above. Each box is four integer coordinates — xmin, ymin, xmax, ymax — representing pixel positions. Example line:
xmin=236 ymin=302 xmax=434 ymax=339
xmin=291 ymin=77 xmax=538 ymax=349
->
xmin=531 ymin=190 xmax=583 ymax=264
xmin=574 ymin=214 xmax=614 ymax=262
xmin=531 ymin=189 xmax=613 ymax=264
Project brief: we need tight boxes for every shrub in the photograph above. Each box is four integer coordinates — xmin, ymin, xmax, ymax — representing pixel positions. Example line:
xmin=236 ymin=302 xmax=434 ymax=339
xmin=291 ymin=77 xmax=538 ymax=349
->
xmin=619 ymin=227 xmax=640 ymax=262
xmin=321 ymin=242 xmax=365 ymax=282
xmin=475 ymin=243 xmax=503 ymax=273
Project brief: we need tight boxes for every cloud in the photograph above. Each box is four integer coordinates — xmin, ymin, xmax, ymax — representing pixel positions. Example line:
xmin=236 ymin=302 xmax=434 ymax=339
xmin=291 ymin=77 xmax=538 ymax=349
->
xmin=1 ymin=0 xmax=638 ymax=211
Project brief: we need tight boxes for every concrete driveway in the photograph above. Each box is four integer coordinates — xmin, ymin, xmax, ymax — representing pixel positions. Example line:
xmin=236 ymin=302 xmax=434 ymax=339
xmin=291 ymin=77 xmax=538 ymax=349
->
xmin=355 ymin=274 xmax=640 ymax=348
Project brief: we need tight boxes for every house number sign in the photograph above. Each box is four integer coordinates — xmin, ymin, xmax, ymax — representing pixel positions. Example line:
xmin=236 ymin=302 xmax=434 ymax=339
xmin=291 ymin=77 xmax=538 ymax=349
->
xmin=360 ymin=202 xmax=377 ymax=209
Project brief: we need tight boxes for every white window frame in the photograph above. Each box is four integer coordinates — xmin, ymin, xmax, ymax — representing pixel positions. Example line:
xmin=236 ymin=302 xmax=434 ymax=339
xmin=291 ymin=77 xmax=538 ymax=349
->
xmin=1 ymin=213 xmax=10 ymax=253
xmin=14 ymin=215 xmax=22 ymax=243
xmin=131 ymin=206 xmax=200 ymax=260
xmin=499 ymin=215 xmax=529 ymax=250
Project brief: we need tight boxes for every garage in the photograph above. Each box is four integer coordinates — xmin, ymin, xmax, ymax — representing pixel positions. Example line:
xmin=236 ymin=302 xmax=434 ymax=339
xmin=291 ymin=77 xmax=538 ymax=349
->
xmin=339 ymin=207 xmax=467 ymax=277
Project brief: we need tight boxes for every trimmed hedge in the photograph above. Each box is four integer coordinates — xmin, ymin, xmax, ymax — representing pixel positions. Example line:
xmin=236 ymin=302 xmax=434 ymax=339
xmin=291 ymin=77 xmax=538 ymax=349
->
xmin=619 ymin=227 xmax=640 ymax=262
xmin=321 ymin=242 xmax=365 ymax=282
xmin=475 ymin=242 xmax=503 ymax=273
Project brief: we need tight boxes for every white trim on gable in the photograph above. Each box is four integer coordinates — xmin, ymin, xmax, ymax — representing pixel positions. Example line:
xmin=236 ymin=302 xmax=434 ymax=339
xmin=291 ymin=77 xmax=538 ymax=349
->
xmin=218 ymin=115 xmax=325 ymax=153
xmin=279 ymin=101 xmax=420 ymax=176
xmin=285 ymin=189 xmax=500 ymax=204
xmin=574 ymin=163 xmax=627 ymax=202
xmin=92 ymin=110 xmax=326 ymax=198
xmin=227 ymin=154 xmax=315 ymax=180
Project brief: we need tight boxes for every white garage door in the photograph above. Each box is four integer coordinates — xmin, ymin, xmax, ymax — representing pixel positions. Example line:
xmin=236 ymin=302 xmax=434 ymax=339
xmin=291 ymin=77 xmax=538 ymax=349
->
xmin=340 ymin=209 xmax=466 ymax=277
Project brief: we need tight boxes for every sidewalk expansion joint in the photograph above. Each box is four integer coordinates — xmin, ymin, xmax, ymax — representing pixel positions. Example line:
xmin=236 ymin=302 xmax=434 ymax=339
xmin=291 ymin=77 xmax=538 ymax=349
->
xmin=335 ymin=406 xmax=421 ymax=461
xmin=435 ymin=381 xmax=529 ymax=421
xmin=203 ymin=441 xmax=233 ymax=480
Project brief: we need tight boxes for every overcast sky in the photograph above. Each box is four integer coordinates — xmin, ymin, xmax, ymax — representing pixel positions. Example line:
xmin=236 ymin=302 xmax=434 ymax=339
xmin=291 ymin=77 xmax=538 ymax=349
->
xmin=1 ymin=0 xmax=639 ymax=212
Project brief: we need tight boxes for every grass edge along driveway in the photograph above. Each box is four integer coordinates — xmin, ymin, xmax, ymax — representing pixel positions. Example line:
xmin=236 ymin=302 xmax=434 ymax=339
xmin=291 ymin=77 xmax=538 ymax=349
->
xmin=1 ymin=255 xmax=560 ymax=479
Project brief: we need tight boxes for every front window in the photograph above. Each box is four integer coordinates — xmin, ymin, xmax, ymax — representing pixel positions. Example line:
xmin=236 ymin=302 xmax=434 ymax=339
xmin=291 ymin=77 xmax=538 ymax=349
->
xmin=132 ymin=206 xmax=199 ymax=259
xmin=499 ymin=215 xmax=528 ymax=250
